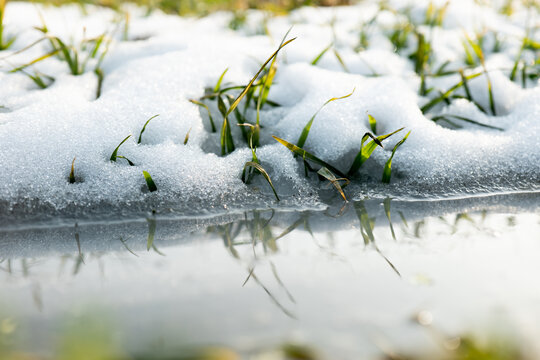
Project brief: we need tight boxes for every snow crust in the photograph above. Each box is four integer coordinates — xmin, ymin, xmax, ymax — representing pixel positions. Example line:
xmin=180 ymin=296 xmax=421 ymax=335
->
xmin=0 ymin=1 xmax=538 ymax=220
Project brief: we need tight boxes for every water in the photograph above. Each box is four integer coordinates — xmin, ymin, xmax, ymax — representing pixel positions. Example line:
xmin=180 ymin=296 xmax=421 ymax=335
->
xmin=0 ymin=192 xmax=539 ymax=359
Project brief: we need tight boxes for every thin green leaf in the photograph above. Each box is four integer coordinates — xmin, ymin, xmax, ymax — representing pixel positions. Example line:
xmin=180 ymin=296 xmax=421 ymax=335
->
xmin=297 ymin=88 xmax=355 ymax=148
xmin=368 ymin=114 xmax=377 ymax=134
xmin=184 ymin=127 xmax=191 ymax=145
xmin=138 ymin=114 xmax=159 ymax=144
xmin=110 ymin=135 xmax=131 ymax=162
xmin=348 ymin=128 xmax=403 ymax=176
xmin=382 ymin=131 xmax=411 ymax=183
xmin=95 ymin=68 xmax=104 ymax=99
xmin=242 ymin=161 xmax=280 ymax=201
xmin=431 ymin=114 xmax=504 ymax=131
xmin=317 ymin=167 xmax=349 ymax=202
xmin=226 ymin=37 xmax=296 ymax=117
xmin=189 ymin=99 xmax=216 ymax=132
xmin=116 ymin=155 xmax=135 ymax=166
xmin=421 ymin=72 xmax=482 ymax=113
xmin=220 ymin=116 xmax=235 ymax=155
xmin=143 ymin=170 xmax=157 ymax=192
xmin=311 ymin=43 xmax=333 ymax=65
xmin=333 ymin=48 xmax=349 ymax=72
xmin=273 ymin=136 xmax=347 ymax=178
xmin=213 ymin=68 xmax=229 ymax=93
xmin=9 ymin=49 xmax=60 ymax=73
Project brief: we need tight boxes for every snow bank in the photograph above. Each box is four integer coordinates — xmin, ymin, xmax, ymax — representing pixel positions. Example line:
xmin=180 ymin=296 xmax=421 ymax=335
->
xmin=0 ymin=1 xmax=538 ymax=221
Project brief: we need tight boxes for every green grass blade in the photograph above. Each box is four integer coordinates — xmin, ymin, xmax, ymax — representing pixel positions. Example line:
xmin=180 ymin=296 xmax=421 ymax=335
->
xmin=243 ymin=161 xmax=280 ymax=201
xmin=510 ymin=37 xmax=527 ymax=81
xmin=317 ymin=167 xmax=349 ymax=202
xmin=94 ymin=68 xmax=103 ymax=99
xmin=220 ymin=117 xmax=235 ymax=155
xmin=116 ymin=155 xmax=135 ymax=166
xmin=368 ymin=114 xmax=377 ymax=134
xmin=137 ymin=114 xmax=159 ymax=144
xmin=432 ymin=114 xmax=504 ymax=131
xmin=110 ymin=135 xmax=131 ymax=162
xmin=69 ymin=157 xmax=76 ymax=184
xmin=421 ymin=72 xmax=482 ymax=113
xmin=348 ymin=128 xmax=403 ymax=176
xmin=311 ymin=43 xmax=332 ymax=65
xmin=184 ymin=127 xmax=191 ymax=145
xmin=225 ymin=37 xmax=296 ymax=118
xmin=217 ymin=95 xmax=228 ymax=117
xmin=258 ymin=27 xmax=292 ymax=111
xmin=297 ymin=88 xmax=355 ymax=148
xmin=189 ymin=99 xmax=216 ymax=132
xmin=143 ymin=170 xmax=157 ymax=192
xmin=213 ymin=68 xmax=228 ymax=93
xmin=9 ymin=49 xmax=60 ymax=73
xmin=382 ymin=131 xmax=410 ymax=183
xmin=273 ymin=136 xmax=346 ymax=178
xmin=333 ymin=48 xmax=349 ymax=72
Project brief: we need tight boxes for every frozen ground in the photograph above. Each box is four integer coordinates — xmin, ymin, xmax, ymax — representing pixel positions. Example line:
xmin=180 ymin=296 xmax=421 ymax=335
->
xmin=0 ymin=0 xmax=538 ymax=223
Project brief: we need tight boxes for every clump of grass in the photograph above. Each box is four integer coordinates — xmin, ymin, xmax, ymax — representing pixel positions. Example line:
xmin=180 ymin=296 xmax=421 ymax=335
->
xmin=421 ymin=71 xmax=483 ymax=113
xmin=463 ymin=33 xmax=497 ymax=115
xmin=0 ymin=0 xmax=15 ymax=51
xmin=389 ymin=21 xmax=414 ymax=53
xmin=348 ymin=127 xmax=403 ymax=176
xmin=142 ymin=170 xmax=157 ymax=192
xmin=110 ymin=135 xmax=134 ymax=165
xmin=424 ymin=0 xmax=449 ymax=27
xmin=217 ymin=35 xmax=295 ymax=155
xmin=411 ymin=31 xmax=432 ymax=96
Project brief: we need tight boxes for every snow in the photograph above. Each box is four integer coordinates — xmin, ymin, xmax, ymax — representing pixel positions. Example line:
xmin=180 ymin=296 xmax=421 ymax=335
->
xmin=0 ymin=1 xmax=538 ymax=221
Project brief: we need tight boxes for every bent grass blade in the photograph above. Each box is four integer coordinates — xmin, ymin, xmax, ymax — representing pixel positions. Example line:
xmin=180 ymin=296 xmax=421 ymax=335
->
xmin=317 ymin=167 xmax=349 ymax=202
xmin=189 ymin=99 xmax=216 ymax=132
xmin=273 ymin=136 xmax=347 ymax=178
xmin=382 ymin=131 xmax=411 ymax=183
xmin=137 ymin=114 xmax=159 ymax=144
xmin=226 ymin=37 xmax=296 ymax=118
xmin=213 ymin=68 xmax=229 ymax=93
xmin=110 ymin=135 xmax=131 ymax=162
xmin=421 ymin=72 xmax=482 ymax=113
xmin=311 ymin=43 xmax=333 ymax=65
xmin=297 ymin=88 xmax=355 ymax=148
xmin=242 ymin=161 xmax=280 ymax=201
xmin=348 ymin=128 xmax=404 ymax=176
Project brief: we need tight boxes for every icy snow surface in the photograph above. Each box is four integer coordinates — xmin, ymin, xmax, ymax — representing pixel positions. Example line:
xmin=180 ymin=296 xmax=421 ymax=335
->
xmin=0 ymin=1 xmax=538 ymax=222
